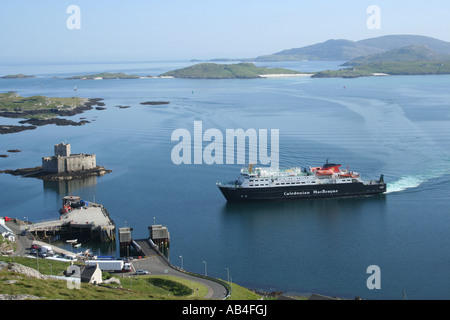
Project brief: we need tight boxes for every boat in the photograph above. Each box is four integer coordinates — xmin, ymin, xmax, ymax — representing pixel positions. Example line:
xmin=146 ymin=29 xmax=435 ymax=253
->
xmin=216 ymin=160 xmax=386 ymax=202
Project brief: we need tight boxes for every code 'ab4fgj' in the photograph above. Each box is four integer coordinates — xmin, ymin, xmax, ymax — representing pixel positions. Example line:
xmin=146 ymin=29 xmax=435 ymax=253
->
xmin=182 ymin=304 xmax=268 ymax=317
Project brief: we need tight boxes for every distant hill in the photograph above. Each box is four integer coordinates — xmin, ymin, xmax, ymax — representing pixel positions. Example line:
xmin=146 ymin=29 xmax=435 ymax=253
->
xmin=254 ymin=39 xmax=384 ymax=62
xmin=253 ymin=35 xmax=450 ymax=62
xmin=343 ymin=45 xmax=450 ymax=66
xmin=357 ymin=35 xmax=450 ymax=55
xmin=160 ymin=62 xmax=303 ymax=79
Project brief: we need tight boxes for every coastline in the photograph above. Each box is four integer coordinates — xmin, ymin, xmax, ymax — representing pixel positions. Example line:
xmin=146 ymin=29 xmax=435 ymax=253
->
xmin=0 ymin=95 xmax=105 ymax=134
xmin=258 ymin=73 xmax=314 ymax=78
xmin=0 ymin=165 xmax=111 ymax=181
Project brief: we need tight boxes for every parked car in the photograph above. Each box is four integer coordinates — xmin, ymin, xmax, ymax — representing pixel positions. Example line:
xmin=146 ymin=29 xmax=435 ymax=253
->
xmin=135 ymin=269 xmax=149 ymax=275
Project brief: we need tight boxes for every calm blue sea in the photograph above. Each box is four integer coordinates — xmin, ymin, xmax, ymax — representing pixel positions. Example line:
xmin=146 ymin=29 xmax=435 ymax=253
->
xmin=1 ymin=60 xmax=449 ymax=300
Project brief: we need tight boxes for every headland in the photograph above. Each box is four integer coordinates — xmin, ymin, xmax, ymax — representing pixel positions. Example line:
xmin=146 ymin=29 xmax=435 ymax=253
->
xmin=0 ymin=92 xmax=104 ymax=134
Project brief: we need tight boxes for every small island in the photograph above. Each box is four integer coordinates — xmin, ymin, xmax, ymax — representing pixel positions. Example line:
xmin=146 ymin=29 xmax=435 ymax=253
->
xmin=0 ymin=92 xmax=104 ymax=133
xmin=312 ymin=60 xmax=450 ymax=78
xmin=312 ymin=45 xmax=450 ymax=78
xmin=140 ymin=101 xmax=170 ymax=105
xmin=66 ymin=72 xmax=141 ymax=80
xmin=0 ymin=74 xmax=36 ymax=79
xmin=0 ymin=143 xmax=111 ymax=181
xmin=160 ymin=62 xmax=307 ymax=79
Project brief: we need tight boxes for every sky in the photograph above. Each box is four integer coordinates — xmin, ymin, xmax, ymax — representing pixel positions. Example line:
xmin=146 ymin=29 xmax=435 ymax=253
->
xmin=1 ymin=0 xmax=450 ymax=63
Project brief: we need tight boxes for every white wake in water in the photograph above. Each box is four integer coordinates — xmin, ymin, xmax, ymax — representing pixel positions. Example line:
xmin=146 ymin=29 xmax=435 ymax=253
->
xmin=386 ymin=175 xmax=426 ymax=193
xmin=313 ymin=96 xmax=450 ymax=194
xmin=386 ymin=163 xmax=450 ymax=193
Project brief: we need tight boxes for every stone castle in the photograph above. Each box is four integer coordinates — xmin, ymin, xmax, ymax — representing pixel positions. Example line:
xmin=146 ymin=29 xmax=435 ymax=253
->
xmin=42 ymin=143 xmax=96 ymax=174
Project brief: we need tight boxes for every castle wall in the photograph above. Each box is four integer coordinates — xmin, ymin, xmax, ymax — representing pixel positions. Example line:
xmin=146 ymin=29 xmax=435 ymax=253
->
xmin=42 ymin=154 xmax=96 ymax=173
xmin=65 ymin=154 xmax=96 ymax=172
xmin=42 ymin=157 xmax=58 ymax=173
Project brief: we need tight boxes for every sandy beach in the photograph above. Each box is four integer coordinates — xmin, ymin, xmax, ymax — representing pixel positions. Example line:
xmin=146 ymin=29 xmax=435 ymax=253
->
xmin=258 ymin=73 xmax=314 ymax=78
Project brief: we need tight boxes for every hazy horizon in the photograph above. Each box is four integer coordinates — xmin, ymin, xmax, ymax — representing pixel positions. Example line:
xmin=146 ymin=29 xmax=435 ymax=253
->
xmin=1 ymin=0 xmax=450 ymax=64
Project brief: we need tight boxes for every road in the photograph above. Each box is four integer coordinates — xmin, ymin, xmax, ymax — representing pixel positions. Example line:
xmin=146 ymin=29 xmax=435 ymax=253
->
xmin=5 ymin=220 xmax=230 ymax=300
xmin=5 ymin=220 xmax=33 ymax=256
xmin=132 ymin=240 xmax=229 ymax=300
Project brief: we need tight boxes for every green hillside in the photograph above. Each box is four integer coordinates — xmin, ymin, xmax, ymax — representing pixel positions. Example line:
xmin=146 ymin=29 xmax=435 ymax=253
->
xmin=67 ymin=72 xmax=140 ymax=80
xmin=0 ymin=92 xmax=86 ymax=119
xmin=161 ymin=62 xmax=302 ymax=79
xmin=253 ymin=35 xmax=450 ymax=62
xmin=313 ymin=60 xmax=450 ymax=78
xmin=0 ymin=74 xmax=36 ymax=79
xmin=0 ymin=257 xmax=262 ymax=300
xmin=343 ymin=45 xmax=450 ymax=66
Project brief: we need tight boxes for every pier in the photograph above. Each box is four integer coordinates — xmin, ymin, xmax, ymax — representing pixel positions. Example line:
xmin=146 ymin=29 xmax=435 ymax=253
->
xmin=119 ymin=224 xmax=170 ymax=259
xmin=117 ymin=223 xmax=230 ymax=300
xmin=22 ymin=196 xmax=115 ymax=243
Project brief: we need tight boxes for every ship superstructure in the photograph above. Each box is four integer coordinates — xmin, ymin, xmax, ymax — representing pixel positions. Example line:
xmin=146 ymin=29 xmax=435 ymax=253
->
xmin=217 ymin=161 xmax=386 ymax=201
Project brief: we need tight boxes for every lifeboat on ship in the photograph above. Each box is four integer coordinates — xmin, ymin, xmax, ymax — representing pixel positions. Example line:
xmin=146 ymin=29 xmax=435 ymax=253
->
xmin=315 ymin=169 xmax=334 ymax=176
xmin=339 ymin=171 xmax=360 ymax=178
xmin=314 ymin=160 xmax=342 ymax=176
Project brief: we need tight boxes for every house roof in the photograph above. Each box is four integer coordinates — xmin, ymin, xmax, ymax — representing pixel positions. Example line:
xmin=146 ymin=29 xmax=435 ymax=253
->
xmin=0 ymin=224 xmax=14 ymax=235
xmin=67 ymin=265 xmax=100 ymax=282
xmin=80 ymin=265 xmax=98 ymax=282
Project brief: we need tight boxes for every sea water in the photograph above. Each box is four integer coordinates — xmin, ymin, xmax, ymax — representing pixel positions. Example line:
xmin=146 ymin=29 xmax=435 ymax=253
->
xmin=0 ymin=60 xmax=449 ymax=299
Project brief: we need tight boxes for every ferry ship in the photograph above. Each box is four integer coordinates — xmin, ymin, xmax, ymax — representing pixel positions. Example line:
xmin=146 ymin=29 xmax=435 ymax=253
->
xmin=217 ymin=160 xmax=386 ymax=202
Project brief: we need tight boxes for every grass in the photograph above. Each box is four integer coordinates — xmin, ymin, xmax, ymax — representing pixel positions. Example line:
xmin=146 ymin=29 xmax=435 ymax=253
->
xmin=227 ymin=282 xmax=262 ymax=300
xmin=0 ymin=74 xmax=35 ymax=79
xmin=0 ymin=92 xmax=86 ymax=119
xmin=66 ymin=72 xmax=140 ymax=80
xmin=313 ymin=60 xmax=450 ymax=78
xmin=0 ymin=256 xmax=262 ymax=300
xmin=161 ymin=63 xmax=302 ymax=79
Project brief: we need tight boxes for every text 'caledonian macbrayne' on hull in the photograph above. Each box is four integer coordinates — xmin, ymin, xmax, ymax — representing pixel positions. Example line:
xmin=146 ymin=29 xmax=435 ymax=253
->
xmin=217 ymin=161 xmax=386 ymax=202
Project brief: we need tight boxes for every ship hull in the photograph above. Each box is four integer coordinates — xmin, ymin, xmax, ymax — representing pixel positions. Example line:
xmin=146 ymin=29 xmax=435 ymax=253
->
xmin=218 ymin=181 xmax=386 ymax=202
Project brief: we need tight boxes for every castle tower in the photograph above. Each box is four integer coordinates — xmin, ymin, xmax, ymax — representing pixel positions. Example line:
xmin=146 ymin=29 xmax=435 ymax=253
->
xmin=54 ymin=143 xmax=71 ymax=157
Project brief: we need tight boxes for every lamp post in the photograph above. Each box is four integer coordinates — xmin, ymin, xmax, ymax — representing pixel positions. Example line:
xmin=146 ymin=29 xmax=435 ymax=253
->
xmin=225 ymin=268 xmax=230 ymax=283
xmin=179 ymin=255 xmax=183 ymax=270
xmin=203 ymin=260 xmax=207 ymax=276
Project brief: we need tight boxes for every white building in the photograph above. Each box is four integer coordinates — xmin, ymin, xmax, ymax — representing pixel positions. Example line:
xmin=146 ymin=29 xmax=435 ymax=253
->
xmin=0 ymin=219 xmax=15 ymax=242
